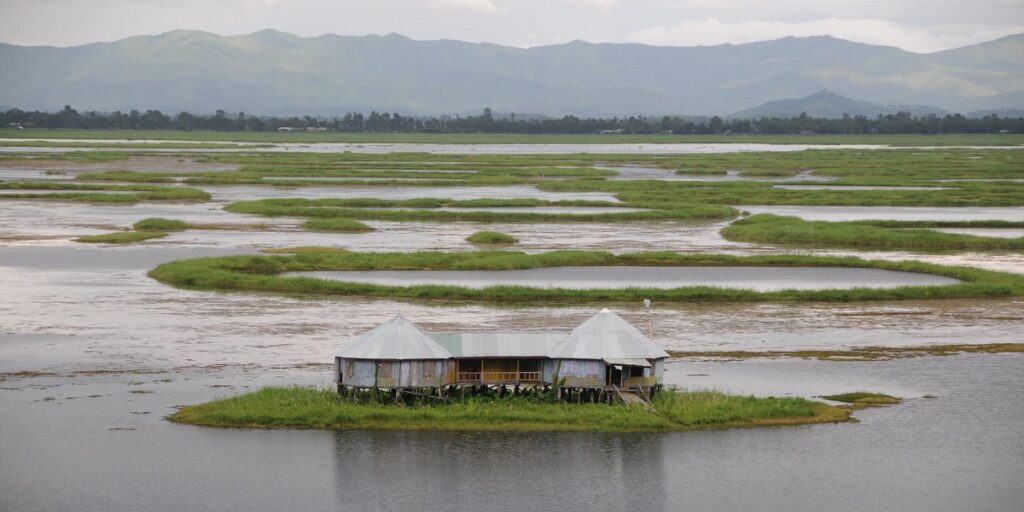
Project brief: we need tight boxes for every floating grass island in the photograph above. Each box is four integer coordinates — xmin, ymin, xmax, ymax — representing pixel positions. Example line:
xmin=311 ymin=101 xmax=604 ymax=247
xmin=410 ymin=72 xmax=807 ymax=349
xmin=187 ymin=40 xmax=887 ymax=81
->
xmin=302 ymin=218 xmax=375 ymax=233
xmin=148 ymin=250 xmax=1024 ymax=304
xmin=167 ymin=386 xmax=897 ymax=433
xmin=223 ymin=197 xmax=738 ymax=223
xmin=467 ymin=230 xmax=519 ymax=244
xmin=722 ymin=214 xmax=1024 ymax=251
xmin=75 ymin=231 xmax=169 ymax=244
xmin=0 ymin=182 xmax=211 ymax=203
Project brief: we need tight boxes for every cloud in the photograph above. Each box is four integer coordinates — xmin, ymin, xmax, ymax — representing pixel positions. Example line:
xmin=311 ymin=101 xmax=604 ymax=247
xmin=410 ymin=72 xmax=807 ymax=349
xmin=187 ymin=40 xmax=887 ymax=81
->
xmin=564 ymin=0 xmax=618 ymax=9
xmin=626 ymin=17 xmax=1024 ymax=53
xmin=424 ymin=0 xmax=498 ymax=11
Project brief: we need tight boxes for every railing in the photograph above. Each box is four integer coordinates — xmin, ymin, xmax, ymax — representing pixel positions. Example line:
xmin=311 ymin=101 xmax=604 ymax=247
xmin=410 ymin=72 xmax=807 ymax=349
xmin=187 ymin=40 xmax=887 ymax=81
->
xmin=456 ymin=371 xmax=542 ymax=383
xmin=620 ymin=376 xmax=654 ymax=389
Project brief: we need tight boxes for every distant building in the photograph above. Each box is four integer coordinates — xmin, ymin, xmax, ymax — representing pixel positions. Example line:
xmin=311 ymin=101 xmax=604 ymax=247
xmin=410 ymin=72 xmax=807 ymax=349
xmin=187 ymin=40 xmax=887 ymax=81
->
xmin=599 ymin=128 xmax=626 ymax=135
xmin=277 ymin=126 xmax=298 ymax=132
xmin=334 ymin=309 xmax=668 ymax=400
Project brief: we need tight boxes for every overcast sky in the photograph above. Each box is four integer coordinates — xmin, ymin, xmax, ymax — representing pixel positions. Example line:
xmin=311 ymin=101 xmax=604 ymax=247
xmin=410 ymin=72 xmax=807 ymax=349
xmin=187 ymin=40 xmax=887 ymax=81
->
xmin=2 ymin=0 xmax=1022 ymax=53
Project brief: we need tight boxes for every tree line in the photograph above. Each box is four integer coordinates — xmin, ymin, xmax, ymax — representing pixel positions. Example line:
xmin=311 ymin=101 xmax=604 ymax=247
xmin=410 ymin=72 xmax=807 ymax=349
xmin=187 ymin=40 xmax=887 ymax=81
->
xmin=2 ymin=105 xmax=1022 ymax=134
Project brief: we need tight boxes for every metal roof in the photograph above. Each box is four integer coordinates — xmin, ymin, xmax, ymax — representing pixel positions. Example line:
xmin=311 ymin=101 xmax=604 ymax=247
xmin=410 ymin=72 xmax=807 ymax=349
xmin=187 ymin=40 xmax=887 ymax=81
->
xmin=336 ymin=315 xmax=454 ymax=360
xmin=428 ymin=332 xmax=564 ymax=358
xmin=603 ymin=358 xmax=652 ymax=368
xmin=548 ymin=309 xmax=670 ymax=361
xmin=336 ymin=310 xmax=669 ymax=361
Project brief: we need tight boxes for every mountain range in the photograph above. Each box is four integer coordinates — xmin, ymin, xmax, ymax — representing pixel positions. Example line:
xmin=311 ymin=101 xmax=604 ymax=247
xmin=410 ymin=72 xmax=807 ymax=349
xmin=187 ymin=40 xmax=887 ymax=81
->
xmin=1 ymin=30 xmax=1022 ymax=117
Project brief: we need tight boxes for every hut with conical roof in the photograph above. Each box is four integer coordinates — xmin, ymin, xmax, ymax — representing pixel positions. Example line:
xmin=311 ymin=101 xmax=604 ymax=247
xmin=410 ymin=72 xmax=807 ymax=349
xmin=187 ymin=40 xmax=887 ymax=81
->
xmin=333 ymin=309 xmax=668 ymax=401
xmin=548 ymin=309 xmax=669 ymax=396
xmin=334 ymin=315 xmax=454 ymax=393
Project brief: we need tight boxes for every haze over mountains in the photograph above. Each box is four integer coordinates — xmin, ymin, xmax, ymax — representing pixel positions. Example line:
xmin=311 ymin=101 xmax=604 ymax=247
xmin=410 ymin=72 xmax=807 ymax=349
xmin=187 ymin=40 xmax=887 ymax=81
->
xmin=0 ymin=29 xmax=1022 ymax=117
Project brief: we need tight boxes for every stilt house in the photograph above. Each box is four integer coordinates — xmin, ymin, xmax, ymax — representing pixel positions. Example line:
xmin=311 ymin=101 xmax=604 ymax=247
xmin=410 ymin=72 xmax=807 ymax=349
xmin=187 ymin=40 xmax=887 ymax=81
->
xmin=334 ymin=309 xmax=669 ymax=399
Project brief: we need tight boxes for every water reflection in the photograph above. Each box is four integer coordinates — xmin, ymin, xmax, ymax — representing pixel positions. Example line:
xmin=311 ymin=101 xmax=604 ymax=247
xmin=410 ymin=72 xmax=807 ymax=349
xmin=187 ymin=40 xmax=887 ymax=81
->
xmin=332 ymin=431 xmax=668 ymax=512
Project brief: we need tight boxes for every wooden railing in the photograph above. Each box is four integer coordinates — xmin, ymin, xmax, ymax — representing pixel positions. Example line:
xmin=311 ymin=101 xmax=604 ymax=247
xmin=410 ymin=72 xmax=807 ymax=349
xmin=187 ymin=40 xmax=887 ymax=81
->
xmin=620 ymin=376 xmax=654 ymax=389
xmin=456 ymin=371 xmax=542 ymax=383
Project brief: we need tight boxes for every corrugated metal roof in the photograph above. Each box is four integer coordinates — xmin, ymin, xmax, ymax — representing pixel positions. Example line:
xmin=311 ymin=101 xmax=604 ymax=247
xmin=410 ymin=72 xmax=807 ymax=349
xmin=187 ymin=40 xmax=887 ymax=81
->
xmin=548 ymin=309 xmax=670 ymax=360
xmin=336 ymin=315 xmax=453 ymax=360
xmin=428 ymin=332 xmax=564 ymax=358
xmin=603 ymin=358 xmax=652 ymax=367
xmin=336 ymin=310 xmax=669 ymax=362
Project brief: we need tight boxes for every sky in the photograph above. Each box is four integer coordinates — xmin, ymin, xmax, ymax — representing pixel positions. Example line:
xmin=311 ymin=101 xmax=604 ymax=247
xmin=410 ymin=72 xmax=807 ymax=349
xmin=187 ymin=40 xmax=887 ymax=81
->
xmin=1 ymin=0 xmax=1023 ymax=53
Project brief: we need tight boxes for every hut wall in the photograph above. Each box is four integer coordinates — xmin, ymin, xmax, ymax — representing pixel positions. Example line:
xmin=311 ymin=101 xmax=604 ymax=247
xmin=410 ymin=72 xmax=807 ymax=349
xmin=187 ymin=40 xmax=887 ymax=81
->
xmin=652 ymin=358 xmax=666 ymax=384
xmin=542 ymin=360 xmax=556 ymax=384
xmin=342 ymin=359 xmax=450 ymax=388
xmin=345 ymin=359 xmax=378 ymax=387
xmin=556 ymin=359 xmax=606 ymax=388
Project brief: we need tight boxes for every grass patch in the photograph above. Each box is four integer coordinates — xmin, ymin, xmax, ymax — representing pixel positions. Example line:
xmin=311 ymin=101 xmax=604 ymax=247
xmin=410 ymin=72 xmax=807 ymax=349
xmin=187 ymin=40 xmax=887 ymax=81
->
xmin=224 ymin=197 xmax=737 ymax=223
xmin=75 ymin=231 xmax=168 ymax=244
xmin=820 ymin=392 xmax=901 ymax=408
xmin=147 ymin=250 xmax=1024 ymax=304
xmin=467 ymin=231 xmax=518 ymax=244
xmin=133 ymin=218 xmax=189 ymax=231
xmin=167 ymin=386 xmax=854 ymax=432
xmin=667 ymin=343 xmax=1024 ymax=361
xmin=302 ymin=219 xmax=375 ymax=233
xmin=721 ymin=214 xmax=1024 ymax=251
xmin=0 ymin=182 xmax=210 ymax=203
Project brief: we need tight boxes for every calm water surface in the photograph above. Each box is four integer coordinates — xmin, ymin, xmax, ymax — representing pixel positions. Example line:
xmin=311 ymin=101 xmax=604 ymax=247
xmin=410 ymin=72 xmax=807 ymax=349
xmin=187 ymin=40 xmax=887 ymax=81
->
xmin=1 ymin=354 xmax=1021 ymax=512
xmin=742 ymin=205 xmax=1024 ymax=222
xmin=289 ymin=266 xmax=959 ymax=291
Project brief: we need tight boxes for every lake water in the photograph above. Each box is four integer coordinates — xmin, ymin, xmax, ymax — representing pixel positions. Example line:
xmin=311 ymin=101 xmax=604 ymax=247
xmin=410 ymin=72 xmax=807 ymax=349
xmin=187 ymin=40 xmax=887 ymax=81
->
xmin=774 ymin=184 xmax=947 ymax=191
xmin=0 ymin=139 xmax=890 ymax=154
xmin=2 ymin=145 xmax=1023 ymax=511
xmin=931 ymin=228 xmax=1024 ymax=239
xmin=1 ymin=349 xmax=1021 ymax=512
xmin=741 ymin=205 xmax=1024 ymax=222
xmin=198 ymin=184 xmax=620 ymax=202
xmin=607 ymin=167 xmax=836 ymax=182
xmin=287 ymin=266 xmax=959 ymax=291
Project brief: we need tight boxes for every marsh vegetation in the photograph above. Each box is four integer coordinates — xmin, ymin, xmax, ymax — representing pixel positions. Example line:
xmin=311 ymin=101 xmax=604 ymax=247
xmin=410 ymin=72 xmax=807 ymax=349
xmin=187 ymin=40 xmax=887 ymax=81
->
xmin=168 ymin=386 xmax=859 ymax=432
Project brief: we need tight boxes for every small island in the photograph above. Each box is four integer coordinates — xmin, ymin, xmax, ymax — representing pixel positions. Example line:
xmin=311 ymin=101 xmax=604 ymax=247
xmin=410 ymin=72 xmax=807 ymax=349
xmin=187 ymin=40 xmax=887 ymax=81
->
xmin=169 ymin=311 xmax=900 ymax=433
xmin=169 ymin=386 xmax=886 ymax=432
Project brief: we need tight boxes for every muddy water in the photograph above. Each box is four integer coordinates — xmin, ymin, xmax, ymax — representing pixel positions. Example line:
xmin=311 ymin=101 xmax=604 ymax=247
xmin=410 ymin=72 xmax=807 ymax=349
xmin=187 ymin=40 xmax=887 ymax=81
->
xmin=1 ymin=349 xmax=1021 ymax=512
xmin=741 ymin=205 xmax=1024 ymax=222
xmin=289 ymin=266 xmax=959 ymax=291
xmin=931 ymin=227 xmax=1024 ymax=239
xmin=2 ymin=150 xmax=1024 ymax=511
xmin=199 ymin=184 xmax=620 ymax=202
xmin=774 ymin=184 xmax=947 ymax=191
xmin=0 ymin=139 xmax=892 ymax=154
xmin=606 ymin=167 xmax=835 ymax=182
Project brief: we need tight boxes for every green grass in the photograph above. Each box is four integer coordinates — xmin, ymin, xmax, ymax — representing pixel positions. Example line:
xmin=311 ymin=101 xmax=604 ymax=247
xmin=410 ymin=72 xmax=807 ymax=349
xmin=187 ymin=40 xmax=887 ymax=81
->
xmin=166 ymin=386 xmax=854 ymax=432
xmin=3 ymin=129 xmax=1022 ymax=146
xmin=75 ymin=231 xmax=168 ymax=244
xmin=147 ymin=250 xmax=1024 ymax=304
xmin=466 ymin=231 xmax=519 ymax=244
xmin=0 ymin=182 xmax=211 ymax=203
xmin=133 ymin=218 xmax=189 ymax=231
xmin=821 ymin=392 xmax=901 ymax=408
xmin=721 ymin=214 xmax=1024 ymax=250
xmin=223 ymin=198 xmax=737 ymax=223
xmin=303 ymin=218 xmax=375 ymax=233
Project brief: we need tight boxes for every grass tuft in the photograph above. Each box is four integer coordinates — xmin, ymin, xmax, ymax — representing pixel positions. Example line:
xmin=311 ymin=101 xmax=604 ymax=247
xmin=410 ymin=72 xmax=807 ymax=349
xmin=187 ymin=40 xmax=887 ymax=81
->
xmin=75 ymin=231 xmax=168 ymax=244
xmin=467 ymin=231 xmax=519 ymax=244
xmin=133 ymin=218 xmax=189 ymax=231
xmin=302 ymin=218 xmax=375 ymax=233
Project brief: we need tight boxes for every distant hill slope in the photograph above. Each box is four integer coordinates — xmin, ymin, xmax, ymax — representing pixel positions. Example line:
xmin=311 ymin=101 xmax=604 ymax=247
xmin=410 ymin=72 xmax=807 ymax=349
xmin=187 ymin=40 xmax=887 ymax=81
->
xmin=729 ymin=90 xmax=949 ymax=119
xmin=0 ymin=30 xmax=1022 ymax=116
